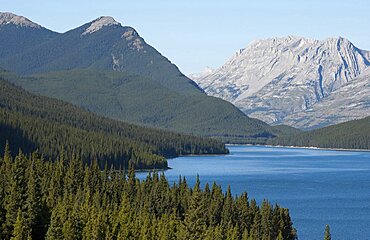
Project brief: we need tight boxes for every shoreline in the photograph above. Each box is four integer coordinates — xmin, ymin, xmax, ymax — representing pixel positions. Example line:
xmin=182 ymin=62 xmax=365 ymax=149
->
xmin=226 ymin=143 xmax=370 ymax=152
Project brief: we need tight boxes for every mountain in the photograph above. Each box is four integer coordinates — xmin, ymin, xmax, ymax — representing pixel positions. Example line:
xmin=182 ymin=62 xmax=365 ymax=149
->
xmin=0 ymin=68 xmax=228 ymax=169
xmin=0 ymin=15 xmax=201 ymax=94
xmin=0 ymin=12 xmax=58 ymax=59
xmin=270 ymin=116 xmax=370 ymax=149
xmin=191 ymin=36 xmax=370 ymax=129
xmin=0 ymin=13 xmax=282 ymax=142
xmin=283 ymin=68 xmax=370 ymax=128
xmin=7 ymin=69 xmax=278 ymax=141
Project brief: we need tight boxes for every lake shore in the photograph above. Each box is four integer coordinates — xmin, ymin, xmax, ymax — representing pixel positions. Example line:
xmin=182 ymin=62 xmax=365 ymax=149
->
xmin=226 ymin=143 xmax=370 ymax=152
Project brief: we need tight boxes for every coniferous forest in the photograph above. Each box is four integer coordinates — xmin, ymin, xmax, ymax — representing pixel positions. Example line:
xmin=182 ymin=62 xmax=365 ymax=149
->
xmin=0 ymin=145 xmax=297 ymax=240
xmin=0 ymin=77 xmax=228 ymax=170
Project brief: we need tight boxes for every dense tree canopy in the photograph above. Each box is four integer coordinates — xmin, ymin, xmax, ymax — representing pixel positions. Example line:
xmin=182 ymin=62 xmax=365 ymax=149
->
xmin=269 ymin=116 xmax=370 ymax=150
xmin=0 ymin=77 xmax=228 ymax=170
xmin=0 ymin=147 xmax=297 ymax=240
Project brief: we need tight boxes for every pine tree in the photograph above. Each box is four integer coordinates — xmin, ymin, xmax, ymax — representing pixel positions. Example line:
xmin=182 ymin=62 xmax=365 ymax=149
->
xmin=25 ymin=157 xmax=44 ymax=239
xmin=46 ymin=202 xmax=66 ymax=240
xmin=324 ymin=224 xmax=331 ymax=240
xmin=11 ymin=209 xmax=30 ymax=240
xmin=0 ymin=143 xmax=11 ymax=240
xmin=260 ymin=200 xmax=272 ymax=240
xmin=4 ymin=151 xmax=28 ymax=239
xmin=117 ymin=194 xmax=133 ymax=239
xmin=182 ymin=176 xmax=207 ymax=240
xmin=241 ymin=228 xmax=249 ymax=240
xmin=249 ymin=211 xmax=261 ymax=240
xmin=222 ymin=185 xmax=234 ymax=226
xmin=276 ymin=230 xmax=283 ymax=240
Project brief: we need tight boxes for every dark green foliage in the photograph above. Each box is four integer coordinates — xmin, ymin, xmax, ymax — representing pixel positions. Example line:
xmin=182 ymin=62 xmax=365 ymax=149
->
xmin=4 ymin=67 xmax=278 ymax=142
xmin=0 ymin=77 xmax=228 ymax=170
xmin=0 ymin=21 xmax=204 ymax=94
xmin=270 ymin=116 xmax=370 ymax=149
xmin=0 ymin=24 xmax=58 ymax=59
xmin=0 ymin=18 xmax=282 ymax=142
xmin=324 ymin=224 xmax=331 ymax=240
xmin=0 ymin=148 xmax=298 ymax=240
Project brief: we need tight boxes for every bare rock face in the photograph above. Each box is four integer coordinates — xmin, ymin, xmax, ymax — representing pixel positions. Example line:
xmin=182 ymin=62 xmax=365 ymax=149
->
xmin=82 ymin=16 xmax=121 ymax=35
xmin=191 ymin=36 xmax=370 ymax=129
xmin=0 ymin=12 xmax=41 ymax=28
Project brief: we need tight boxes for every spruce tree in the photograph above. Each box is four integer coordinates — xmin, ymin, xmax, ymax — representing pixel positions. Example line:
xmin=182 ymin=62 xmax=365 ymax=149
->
xmin=11 ymin=209 xmax=30 ymax=240
xmin=324 ymin=224 xmax=331 ymax=240
xmin=249 ymin=211 xmax=261 ymax=240
xmin=182 ymin=177 xmax=207 ymax=240
xmin=277 ymin=230 xmax=284 ymax=240
xmin=25 ymin=158 xmax=43 ymax=239
xmin=261 ymin=200 xmax=272 ymax=240
xmin=4 ymin=151 xmax=27 ymax=239
xmin=117 ymin=194 xmax=133 ymax=239
xmin=222 ymin=185 xmax=234 ymax=226
xmin=46 ymin=202 xmax=66 ymax=240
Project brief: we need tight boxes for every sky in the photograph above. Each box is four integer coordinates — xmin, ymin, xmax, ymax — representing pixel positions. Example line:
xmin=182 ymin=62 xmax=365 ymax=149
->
xmin=2 ymin=0 xmax=370 ymax=74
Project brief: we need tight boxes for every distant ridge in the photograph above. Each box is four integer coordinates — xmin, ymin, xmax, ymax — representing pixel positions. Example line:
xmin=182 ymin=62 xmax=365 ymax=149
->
xmin=192 ymin=36 xmax=370 ymax=129
xmin=270 ymin=116 xmax=370 ymax=150
xmin=0 ymin=13 xmax=284 ymax=142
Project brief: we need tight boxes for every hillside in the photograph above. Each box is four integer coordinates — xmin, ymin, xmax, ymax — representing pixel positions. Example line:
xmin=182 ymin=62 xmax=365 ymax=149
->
xmin=0 ymin=13 xmax=281 ymax=142
xmin=270 ymin=116 xmax=370 ymax=149
xmin=16 ymin=69 xmax=276 ymax=140
xmin=192 ymin=36 xmax=370 ymax=129
xmin=0 ymin=69 xmax=228 ymax=169
xmin=0 ymin=15 xmax=203 ymax=94
xmin=0 ymin=12 xmax=58 ymax=58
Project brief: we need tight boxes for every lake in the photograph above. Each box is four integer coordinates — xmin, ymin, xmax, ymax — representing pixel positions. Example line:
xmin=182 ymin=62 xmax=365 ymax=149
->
xmin=137 ymin=145 xmax=370 ymax=239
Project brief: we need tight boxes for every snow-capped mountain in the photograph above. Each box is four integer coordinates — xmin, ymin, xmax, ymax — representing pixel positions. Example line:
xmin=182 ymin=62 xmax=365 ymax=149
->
xmin=192 ymin=36 xmax=370 ymax=129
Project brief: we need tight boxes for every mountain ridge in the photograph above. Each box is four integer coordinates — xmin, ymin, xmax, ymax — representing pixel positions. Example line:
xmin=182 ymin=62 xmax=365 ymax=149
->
xmin=0 ymin=12 xmax=41 ymax=28
xmin=270 ymin=115 xmax=370 ymax=149
xmin=192 ymin=36 xmax=370 ymax=129
xmin=0 ymin=13 xmax=282 ymax=142
xmin=0 ymin=68 xmax=229 ymax=169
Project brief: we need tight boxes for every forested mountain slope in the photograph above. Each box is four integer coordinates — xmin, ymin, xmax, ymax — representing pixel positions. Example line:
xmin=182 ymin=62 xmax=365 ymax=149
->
xmin=270 ymin=116 xmax=370 ymax=149
xmin=0 ymin=13 xmax=281 ymax=142
xmin=0 ymin=70 xmax=228 ymax=169
xmin=0 ymin=12 xmax=58 ymax=59
xmin=5 ymin=68 xmax=276 ymax=141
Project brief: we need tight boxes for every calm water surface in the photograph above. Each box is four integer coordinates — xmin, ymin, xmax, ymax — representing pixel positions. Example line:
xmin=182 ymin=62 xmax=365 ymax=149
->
xmin=137 ymin=145 xmax=370 ymax=240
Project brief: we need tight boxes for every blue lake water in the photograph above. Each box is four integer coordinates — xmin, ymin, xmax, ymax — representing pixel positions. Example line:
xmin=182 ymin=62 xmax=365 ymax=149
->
xmin=137 ymin=145 xmax=370 ymax=240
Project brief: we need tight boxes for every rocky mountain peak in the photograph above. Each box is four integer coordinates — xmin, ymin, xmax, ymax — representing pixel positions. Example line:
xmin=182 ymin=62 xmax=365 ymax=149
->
xmin=0 ymin=12 xmax=41 ymax=28
xmin=192 ymin=36 xmax=370 ymax=129
xmin=82 ymin=16 xmax=121 ymax=35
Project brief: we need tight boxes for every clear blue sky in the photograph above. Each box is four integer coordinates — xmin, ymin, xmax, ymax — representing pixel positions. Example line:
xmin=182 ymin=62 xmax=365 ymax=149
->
xmin=3 ymin=0 xmax=370 ymax=74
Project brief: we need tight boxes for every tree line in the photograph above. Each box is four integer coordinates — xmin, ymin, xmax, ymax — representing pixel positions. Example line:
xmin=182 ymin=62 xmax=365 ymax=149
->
xmin=0 ymin=78 xmax=228 ymax=170
xmin=269 ymin=116 xmax=370 ymax=150
xmin=0 ymin=145 xmax=297 ymax=240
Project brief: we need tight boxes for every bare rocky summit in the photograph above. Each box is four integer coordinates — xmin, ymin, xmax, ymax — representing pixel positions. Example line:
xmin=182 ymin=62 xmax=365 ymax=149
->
xmin=82 ymin=16 xmax=121 ymax=35
xmin=0 ymin=12 xmax=41 ymax=28
xmin=191 ymin=36 xmax=370 ymax=129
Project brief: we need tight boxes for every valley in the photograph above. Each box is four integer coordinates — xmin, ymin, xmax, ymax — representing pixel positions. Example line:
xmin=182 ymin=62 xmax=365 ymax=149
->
xmin=0 ymin=8 xmax=369 ymax=240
